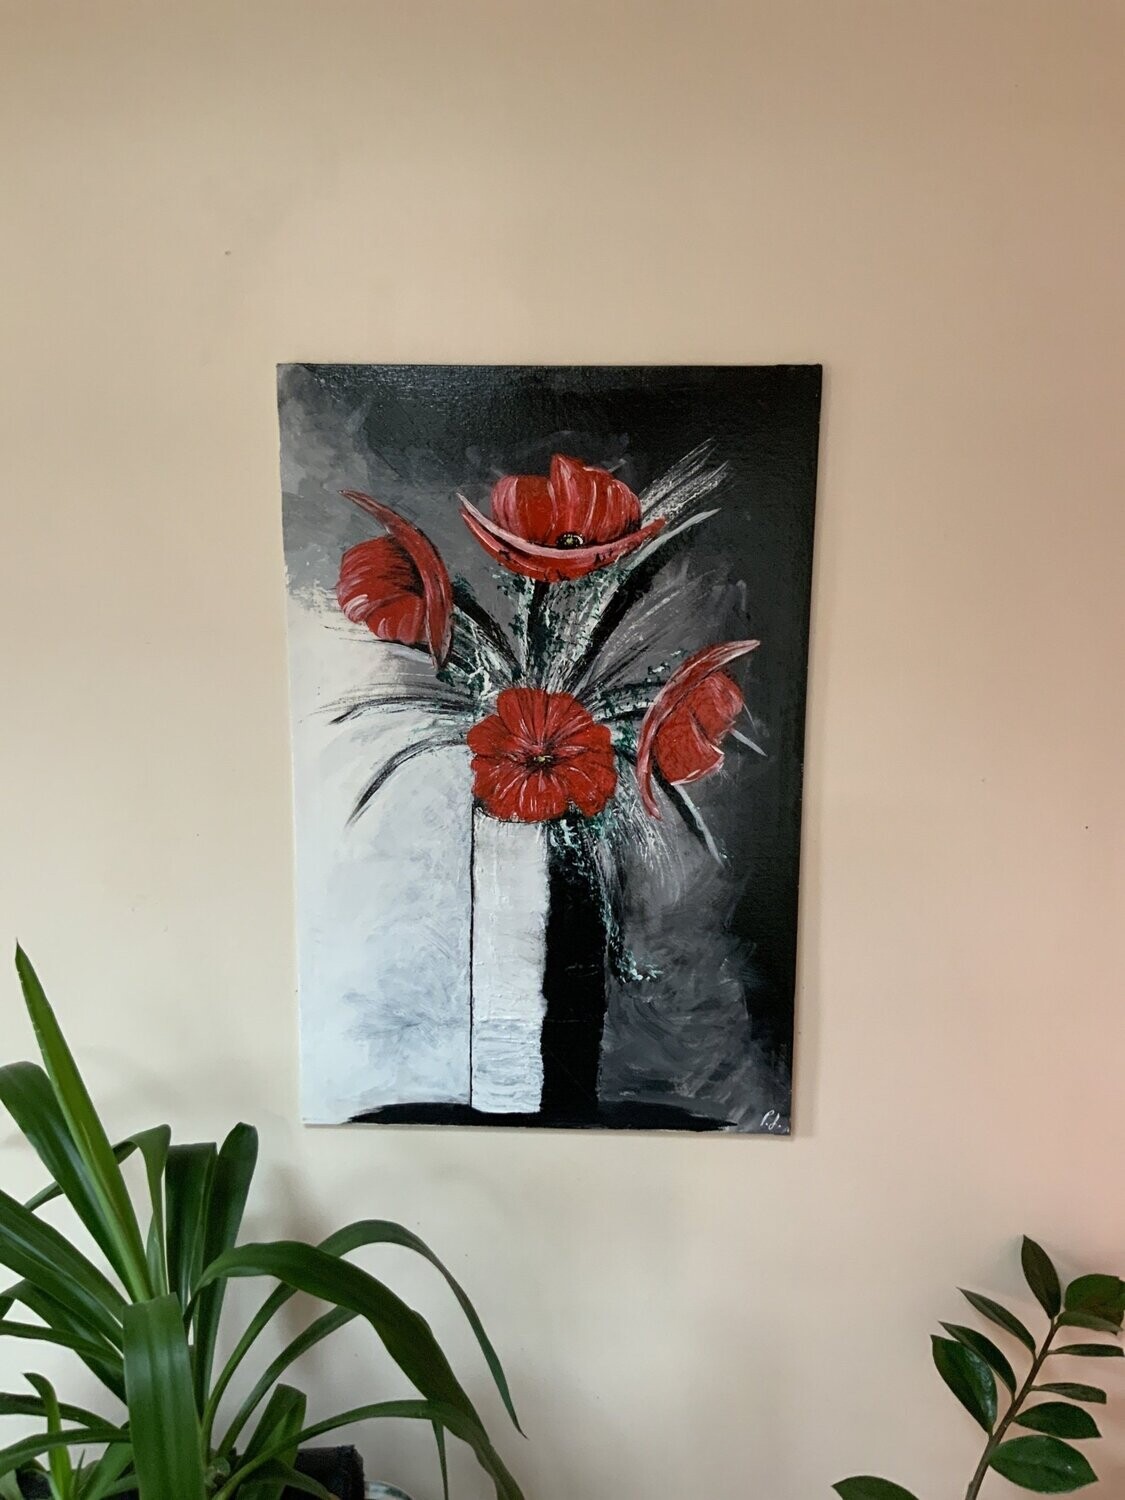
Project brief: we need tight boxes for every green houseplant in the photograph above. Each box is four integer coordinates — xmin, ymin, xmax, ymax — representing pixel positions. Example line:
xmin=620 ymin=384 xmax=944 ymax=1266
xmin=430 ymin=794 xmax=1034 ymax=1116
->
xmin=0 ymin=948 xmax=526 ymax=1500
xmin=835 ymin=1237 xmax=1124 ymax=1500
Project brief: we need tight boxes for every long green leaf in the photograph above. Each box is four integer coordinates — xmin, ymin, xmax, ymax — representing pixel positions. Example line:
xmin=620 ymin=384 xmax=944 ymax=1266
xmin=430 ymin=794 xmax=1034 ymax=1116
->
xmin=0 ymin=1188 xmax=125 ymax=1346
xmin=14 ymin=948 xmax=151 ymax=1302
xmin=26 ymin=1375 xmax=72 ymax=1500
xmin=199 ymin=1245 xmax=522 ymax=1500
xmin=165 ymin=1143 xmax=216 ymax=1315
xmin=126 ymin=1128 xmax=171 ymax=1296
xmin=1053 ymin=1344 xmax=1123 ymax=1359
xmin=215 ymin=1400 xmax=513 ymax=1500
xmin=0 ymin=1319 xmax=119 ymax=1367
xmin=931 ymin=1335 xmax=996 ymax=1432
xmin=0 ymin=1063 xmax=135 ymax=1290
xmin=239 ymin=1385 xmax=307 ymax=1500
xmin=218 ymin=1308 xmax=354 ymax=1456
xmin=960 ymin=1289 xmax=1037 ymax=1353
xmin=244 ymin=1463 xmax=336 ymax=1500
xmin=989 ymin=1435 xmax=1097 ymax=1491
xmin=80 ymin=1444 xmax=133 ymax=1500
xmin=319 ymin=1219 xmax=522 ymax=1432
xmin=192 ymin=1124 xmax=258 ymax=1406
xmin=24 ymin=1143 xmax=137 ymax=1214
xmin=122 ymin=1296 xmax=206 ymax=1500
xmin=0 ymin=1428 xmax=124 ymax=1484
xmin=0 ymin=1392 xmax=111 ymax=1427
xmin=1022 ymin=1238 xmax=1062 ymax=1319
xmin=1 ymin=1282 xmax=124 ymax=1399
xmin=206 ymin=1217 xmax=519 ymax=1448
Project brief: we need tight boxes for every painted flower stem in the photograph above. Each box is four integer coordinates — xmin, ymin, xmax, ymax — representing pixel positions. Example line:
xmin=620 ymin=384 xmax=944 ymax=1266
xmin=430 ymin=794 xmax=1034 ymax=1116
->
xmin=964 ymin=1316 xmax=1060 ymax=1500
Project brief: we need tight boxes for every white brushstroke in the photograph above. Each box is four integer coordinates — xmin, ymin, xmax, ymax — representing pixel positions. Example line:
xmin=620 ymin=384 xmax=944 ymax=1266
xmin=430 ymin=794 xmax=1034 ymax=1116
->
xmin=286 ymin=590 xmax=473 ymax=1122
xmin=470 ymin=811 xmax=548 ymax=1113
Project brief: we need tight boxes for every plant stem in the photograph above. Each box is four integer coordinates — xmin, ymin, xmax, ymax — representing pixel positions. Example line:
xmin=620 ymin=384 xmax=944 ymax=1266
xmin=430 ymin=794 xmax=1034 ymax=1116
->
xmin=964 ymin=1318 xmax=1059 ymax=1500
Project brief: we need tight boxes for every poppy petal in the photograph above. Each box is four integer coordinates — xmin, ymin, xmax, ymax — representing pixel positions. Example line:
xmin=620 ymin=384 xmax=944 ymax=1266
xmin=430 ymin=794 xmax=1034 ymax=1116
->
xmin=550 ymin=456 xmax=640 ymax=544
xmin=636 ymin=641 xmax=760 ymax=817
xmin=652 ymin=672 xmax=744 ymax=785
xmin=491 ymin=475 xmax=556 ymax=546
xmin=558 ymin=755 xmax=618 ymax=816
xmin=341 ymin=490 xmax=453 ymax=668
xmin=461 ymin=499 xmax=665 ymax=582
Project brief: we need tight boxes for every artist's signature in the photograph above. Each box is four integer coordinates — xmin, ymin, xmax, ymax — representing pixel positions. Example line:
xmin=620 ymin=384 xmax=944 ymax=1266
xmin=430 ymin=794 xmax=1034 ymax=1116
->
xmin=758 ymin=1110 xmax=787 ymax=1133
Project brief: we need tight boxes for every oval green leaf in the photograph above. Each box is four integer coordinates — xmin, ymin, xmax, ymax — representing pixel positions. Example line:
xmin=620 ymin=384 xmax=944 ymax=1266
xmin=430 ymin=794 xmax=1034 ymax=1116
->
xmin=960 ymin=1289 xmax=1037 ymax=1353
xmin=1033 ymin=1384 xmax=1106 ymax=1405
xmin=1022 ymin=1238 xmax=1062 ymax=1318
xmin=932 ymin=1335 xmax=997 ymax=1432
xmin=1064 ymin=1275 xmax=1125 ymax=1323
xmin=989 ymin=1435 xmax=1096 ymax=1492
xmin=1016 ymin=1403 xmax=1100 ymax=1440
xmin=833 ymin=1481 xmax=921 ymax=1500
xmin=1053 ymin=1344 xmax=1123 ymax=1359
xmin=941 ymin=1322 xmax=1017 ymax=1394
xmin=1058 ymin=1311 xmax=1121 ymax=1334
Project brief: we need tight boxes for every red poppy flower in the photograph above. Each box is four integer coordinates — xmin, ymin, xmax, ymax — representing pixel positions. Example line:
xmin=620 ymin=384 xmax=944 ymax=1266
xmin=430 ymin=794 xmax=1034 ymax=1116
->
xmin=337 ymin=490 xmax=453 ymax=667
xmin=460 ymin=455 xmax=666 ymax=582
xmin=467 ymin=687 xmax=617 ymax=822
xmin=636 ymin=641 xmax=760 ymax=817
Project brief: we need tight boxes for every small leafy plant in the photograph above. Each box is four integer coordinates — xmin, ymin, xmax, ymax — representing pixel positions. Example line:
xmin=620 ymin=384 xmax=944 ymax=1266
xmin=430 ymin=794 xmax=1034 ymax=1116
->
xmin=0 ymin=948 xmax=525 ymax=1500
xmin=835 ymin=1237 xmax=1124 ymax=1500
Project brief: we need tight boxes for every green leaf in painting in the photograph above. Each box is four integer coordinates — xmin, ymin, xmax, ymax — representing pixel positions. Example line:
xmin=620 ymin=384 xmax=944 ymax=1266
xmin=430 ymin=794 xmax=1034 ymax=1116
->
xmin=1022 ymin=1238 xmax=1062 ymax=1318
xmin=122 ymin=1296 xmax=206 ymax=1500
xmin=833 ymin=1481 xmax=921 ymax=1500
xmin=960 ymin=1289 xmax=1037 ymax=1353
xmin=1033 ymin=1384 xmax=1106 ymax=1405
xmin=1052 ymin=1344 xmax=1123 ymax=1359
xmin=940 ymin=1322 xmax=1017 ymax=1394
xmin=931 ymin=1335 xmax=996 ymax=1433
xmin=1015 ymin=1403 xmax=1100 ymax=1440
xmin=988 ymin=1435 xmax=1097 ymax=1492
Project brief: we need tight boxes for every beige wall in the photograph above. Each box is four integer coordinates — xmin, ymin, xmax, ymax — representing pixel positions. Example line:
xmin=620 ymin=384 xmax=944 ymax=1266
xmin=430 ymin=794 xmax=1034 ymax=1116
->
xmin=2 ymin=2 xmax=1124 ymax=1496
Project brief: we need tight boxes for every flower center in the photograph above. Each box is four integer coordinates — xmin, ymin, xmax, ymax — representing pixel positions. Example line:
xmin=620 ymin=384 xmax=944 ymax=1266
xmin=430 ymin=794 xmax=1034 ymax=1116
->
xmin=555 ymin=531 xmax=586 ymax=549
xmin=529 ymin=751 xmax=555 ymax=767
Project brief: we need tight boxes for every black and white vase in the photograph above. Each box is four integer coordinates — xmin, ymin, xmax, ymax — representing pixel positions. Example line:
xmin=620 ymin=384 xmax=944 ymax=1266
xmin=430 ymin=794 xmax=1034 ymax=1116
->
xmin=469 ymin=809 xmax=608 ymax=1121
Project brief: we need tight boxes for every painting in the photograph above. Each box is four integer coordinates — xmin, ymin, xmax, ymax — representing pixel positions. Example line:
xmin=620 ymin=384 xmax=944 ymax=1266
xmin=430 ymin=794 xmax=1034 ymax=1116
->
xmin=279 ymin=364 xmax=821 ymax=1132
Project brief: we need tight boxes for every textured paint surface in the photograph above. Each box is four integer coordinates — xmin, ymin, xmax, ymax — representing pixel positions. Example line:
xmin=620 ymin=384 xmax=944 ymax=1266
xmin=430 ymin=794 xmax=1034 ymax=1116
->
xmin=470 ymin=813 xmax=548 ymax=1112
xmin=279 ymin=363 xmax=821 ymax=1130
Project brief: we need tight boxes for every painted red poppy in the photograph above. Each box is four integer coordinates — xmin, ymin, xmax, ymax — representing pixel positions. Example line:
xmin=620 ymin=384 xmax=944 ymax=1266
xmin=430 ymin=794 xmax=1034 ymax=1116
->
xmin=467 ymin=686 xmax=617 ymax=822
xmin=460 ymin=455 xmax=665 ymax=582
xmin=636 ymin=640 xmax=760 ymax=816
xmin=337 ymin=490 xmax=453 ymax=667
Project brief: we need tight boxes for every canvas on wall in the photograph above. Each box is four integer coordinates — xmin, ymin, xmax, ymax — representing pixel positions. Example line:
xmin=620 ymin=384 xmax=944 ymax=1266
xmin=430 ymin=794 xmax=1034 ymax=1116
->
xmin=279 ymin=364 xmax=821 ymax=1133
